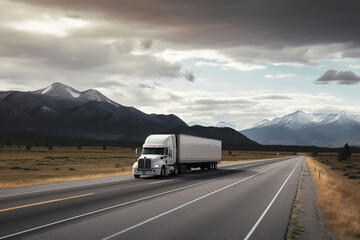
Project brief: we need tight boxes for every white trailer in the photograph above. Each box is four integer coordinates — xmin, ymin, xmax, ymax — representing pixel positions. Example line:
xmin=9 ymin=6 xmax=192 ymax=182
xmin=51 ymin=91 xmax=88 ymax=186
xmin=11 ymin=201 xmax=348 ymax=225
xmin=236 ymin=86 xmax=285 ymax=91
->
xmin=132 ymin=134 xmax=222 ymax=178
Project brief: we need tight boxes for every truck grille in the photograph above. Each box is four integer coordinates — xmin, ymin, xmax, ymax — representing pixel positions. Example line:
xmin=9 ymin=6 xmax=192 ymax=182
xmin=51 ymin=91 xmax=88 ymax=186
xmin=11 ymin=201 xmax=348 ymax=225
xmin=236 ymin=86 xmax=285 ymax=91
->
xmin=138 ymin=158 xmax=151 ymax=170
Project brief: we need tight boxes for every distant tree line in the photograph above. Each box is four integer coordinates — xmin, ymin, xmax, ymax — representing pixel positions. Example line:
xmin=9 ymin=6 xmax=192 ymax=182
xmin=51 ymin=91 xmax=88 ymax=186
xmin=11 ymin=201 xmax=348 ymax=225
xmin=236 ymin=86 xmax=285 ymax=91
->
xmin=0 ymin=132 xmax=141 ymax=149
xmin=1 ymin=132 xmax=359 ymax=153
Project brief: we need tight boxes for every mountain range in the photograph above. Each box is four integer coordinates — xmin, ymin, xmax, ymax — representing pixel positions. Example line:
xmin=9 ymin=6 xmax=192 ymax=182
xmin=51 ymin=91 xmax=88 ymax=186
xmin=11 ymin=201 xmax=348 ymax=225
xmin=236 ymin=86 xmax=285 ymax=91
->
xmin=0 ymin=82 xmax=187 ymax=142
xmin=187 ymin=120 xmax=236 ymax=129
xmin=0 ymin=82 xmax=257 ymax=148
xmin=240 ymin=110 xmax=360 ymax=147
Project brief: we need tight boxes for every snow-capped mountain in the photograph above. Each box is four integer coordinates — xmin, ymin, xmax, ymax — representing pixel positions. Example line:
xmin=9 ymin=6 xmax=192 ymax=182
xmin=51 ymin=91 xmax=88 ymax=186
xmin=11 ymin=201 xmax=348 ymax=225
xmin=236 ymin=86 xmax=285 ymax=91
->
xmin=0 ymin=82 xmax=255 ymax=148
xmin=241 ymin=110 xmax=360 ymax=147
xmin=34 ymin=82 xmax=119 ymax=107
xmin=187 ymin=120 xmax=212 ymax=127
xmin=188 ymin=120 xmax=236 ymax=129
xmin=253 ymin=110 xmax=328 ymax=129
xmin=0 ymin=82 xmax=187 ymax=141
xmin=216 ymin=121 xmax=236 ymax=129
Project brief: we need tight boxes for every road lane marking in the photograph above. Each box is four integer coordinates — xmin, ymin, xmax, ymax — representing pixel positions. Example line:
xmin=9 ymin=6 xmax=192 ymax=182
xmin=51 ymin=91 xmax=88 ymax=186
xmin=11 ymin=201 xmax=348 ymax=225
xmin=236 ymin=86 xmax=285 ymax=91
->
xmin=243 ymin=159 xmax=302 ymax=240
xmin=0 ymin=193 xmax=94 ymax=213
xmin=147 ymin=179 xmax=176 ymax=185
xmin=0 ymin=168 xmax=241 ymax=240
xmin=102 ymin=159 xmax=295 ymax=239
xmin=0 ymin=157 xmax=294 ymax=240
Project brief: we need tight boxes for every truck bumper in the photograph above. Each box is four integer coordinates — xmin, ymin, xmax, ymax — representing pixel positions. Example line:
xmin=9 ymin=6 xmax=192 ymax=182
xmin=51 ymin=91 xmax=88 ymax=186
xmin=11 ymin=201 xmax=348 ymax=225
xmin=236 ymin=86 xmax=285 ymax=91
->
xmin=133 ymin=168 xmax=162 ymax=176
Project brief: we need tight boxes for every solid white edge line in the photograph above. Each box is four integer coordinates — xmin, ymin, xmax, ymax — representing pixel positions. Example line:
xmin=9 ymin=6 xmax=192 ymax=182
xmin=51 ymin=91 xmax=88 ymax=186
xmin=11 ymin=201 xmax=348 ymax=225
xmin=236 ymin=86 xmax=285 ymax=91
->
xmin=102 ymin=159 xmax=293 ymax=240
xmin=243 ymin=159 xmax=302 ymax=240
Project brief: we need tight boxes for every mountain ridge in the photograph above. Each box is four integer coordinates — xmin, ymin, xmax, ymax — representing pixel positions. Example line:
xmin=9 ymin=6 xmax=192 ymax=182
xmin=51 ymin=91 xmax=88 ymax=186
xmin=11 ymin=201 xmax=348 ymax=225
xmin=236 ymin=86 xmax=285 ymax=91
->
xmin=0 ymin=82 xmax=257 ymax=148
xmin=241 ymin=110 xmax=360 ymax=147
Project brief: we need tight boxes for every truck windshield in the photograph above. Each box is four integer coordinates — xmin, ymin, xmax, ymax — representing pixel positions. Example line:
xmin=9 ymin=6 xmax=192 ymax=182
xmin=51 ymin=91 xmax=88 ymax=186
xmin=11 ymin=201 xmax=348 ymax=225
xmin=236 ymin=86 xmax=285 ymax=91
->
xmin=143 ymin=148 xmax=165 ymax=155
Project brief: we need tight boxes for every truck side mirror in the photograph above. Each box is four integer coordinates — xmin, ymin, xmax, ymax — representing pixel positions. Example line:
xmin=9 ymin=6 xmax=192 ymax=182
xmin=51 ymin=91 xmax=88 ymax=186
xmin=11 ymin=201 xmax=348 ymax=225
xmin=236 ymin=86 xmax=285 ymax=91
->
xmin=169 ymin=149 xmax=172 ymax=157
xmin=135 ymin=148 xmax=139 ymax=157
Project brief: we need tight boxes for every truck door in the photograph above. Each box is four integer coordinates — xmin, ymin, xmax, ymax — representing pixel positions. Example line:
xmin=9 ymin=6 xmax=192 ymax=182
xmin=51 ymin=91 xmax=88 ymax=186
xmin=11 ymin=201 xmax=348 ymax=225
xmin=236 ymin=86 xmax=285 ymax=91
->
xmin=168 ymin=148 xmax=174 ymax=164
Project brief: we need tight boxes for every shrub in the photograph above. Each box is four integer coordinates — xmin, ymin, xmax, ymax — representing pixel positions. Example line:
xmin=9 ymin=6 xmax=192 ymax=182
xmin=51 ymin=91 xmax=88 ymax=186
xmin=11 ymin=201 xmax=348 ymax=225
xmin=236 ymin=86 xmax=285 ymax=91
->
xmin=77 ymin=145 xmax=82 ymax=150
xmin=338 ymin=148 xmax=348 ymax=161
xmin=48 ymin=145 xmax=53 ymax=150
xmin=348 ymin=174 xmax=360 ymax=179
xmin=103 ymin=145 xmax=107 ymax=150
xmin=338 ymin=144 xmax=351 ymax=161
xmin=344 ymin=143 xmax=351 ymax=158
xmin=311 ymin=152 xmax=318 ymax=157
xmin=26 ymin=144 xmax=31 ymax=151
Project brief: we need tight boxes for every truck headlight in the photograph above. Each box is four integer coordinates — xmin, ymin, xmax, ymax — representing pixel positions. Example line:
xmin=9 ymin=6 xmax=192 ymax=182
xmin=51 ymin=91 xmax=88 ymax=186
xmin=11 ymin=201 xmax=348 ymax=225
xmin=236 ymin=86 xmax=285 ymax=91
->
xmin=133 ymin=162 xmax=138 ymax=168
xmin=153 ymin=164 xmax=160 ymax=168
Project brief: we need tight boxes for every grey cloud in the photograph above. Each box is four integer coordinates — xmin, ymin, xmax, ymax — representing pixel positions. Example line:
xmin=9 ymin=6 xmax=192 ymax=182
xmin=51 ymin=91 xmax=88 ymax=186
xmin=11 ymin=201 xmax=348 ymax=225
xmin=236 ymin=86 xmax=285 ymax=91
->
xmin=20 ymin=0 xmax=360 ymax=50
xmin=189 ymin=99 xmax=254 ymax=112
xmin=183 ymin=71 xmax=195 ymax=82
xmin=259 ymin=95 xmax=293 ymax=100
xmin=64 ymin=13 xmax=81 ymax=19
xmin=95 ymin=80 xmax=127 ymax=88
xmin=138 ymin=83 xmax=156 ymax=89
xmin=0 ymin=26 xmax=182 ymax=88
xmin=315 ymin=69 xmax=360 ymax=85
xmin=140 ymin=39 xmax=153 ymax=49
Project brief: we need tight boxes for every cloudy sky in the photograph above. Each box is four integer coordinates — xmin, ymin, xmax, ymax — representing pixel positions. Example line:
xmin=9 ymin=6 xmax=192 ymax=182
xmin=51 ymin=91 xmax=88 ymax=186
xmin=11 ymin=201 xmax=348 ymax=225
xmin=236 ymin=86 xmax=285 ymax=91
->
xmin=1 ymin=0 xmax=360 ymax=130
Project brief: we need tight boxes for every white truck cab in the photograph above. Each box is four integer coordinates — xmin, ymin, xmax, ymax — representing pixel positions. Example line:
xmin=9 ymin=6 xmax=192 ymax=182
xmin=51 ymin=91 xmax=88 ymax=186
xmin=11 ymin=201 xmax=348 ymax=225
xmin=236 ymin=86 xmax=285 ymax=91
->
xmin=133 ymin=134 xmax=177 ymax=178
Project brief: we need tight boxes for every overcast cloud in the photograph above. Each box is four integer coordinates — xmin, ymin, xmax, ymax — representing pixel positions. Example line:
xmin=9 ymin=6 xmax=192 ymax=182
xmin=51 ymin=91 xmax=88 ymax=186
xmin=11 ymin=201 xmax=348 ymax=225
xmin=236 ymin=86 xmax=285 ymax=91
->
xmin=1 ymin=0 xmax=360 ymax=129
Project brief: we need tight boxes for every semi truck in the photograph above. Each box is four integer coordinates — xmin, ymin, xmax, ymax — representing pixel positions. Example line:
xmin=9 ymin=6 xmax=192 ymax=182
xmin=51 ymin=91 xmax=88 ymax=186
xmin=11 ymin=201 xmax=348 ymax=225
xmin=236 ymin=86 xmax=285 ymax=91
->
xmin=132 ymin=134 xmax=222 ymax=178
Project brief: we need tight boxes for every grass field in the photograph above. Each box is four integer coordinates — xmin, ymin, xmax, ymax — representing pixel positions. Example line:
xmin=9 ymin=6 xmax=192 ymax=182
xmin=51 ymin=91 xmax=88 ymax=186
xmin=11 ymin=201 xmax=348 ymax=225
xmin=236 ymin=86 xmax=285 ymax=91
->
xmin=307 ymin=155 xmax=360 ymax=239
xmin=311 ymin=152 xmax=360 ymax=181
xmin=0 ymin=146 xmax=293 ymax=189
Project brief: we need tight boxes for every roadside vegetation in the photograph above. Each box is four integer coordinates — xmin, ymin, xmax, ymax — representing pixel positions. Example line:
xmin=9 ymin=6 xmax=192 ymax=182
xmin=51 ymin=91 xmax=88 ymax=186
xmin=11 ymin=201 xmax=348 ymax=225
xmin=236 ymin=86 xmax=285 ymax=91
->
xmin=0 ymin=146 xmax=135 ymax=189
xmin=221 ymin=150 xmax=293 ymax=163
xmin=0 ymin=145 xmax=294 ymax=189
xmin=307 ymin=154 xmax=360 ymax=239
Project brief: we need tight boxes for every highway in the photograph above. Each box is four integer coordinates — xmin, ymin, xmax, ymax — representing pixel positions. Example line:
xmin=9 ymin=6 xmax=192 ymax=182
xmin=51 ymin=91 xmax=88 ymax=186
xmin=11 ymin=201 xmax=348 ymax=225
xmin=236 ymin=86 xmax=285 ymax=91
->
xmin=0 ymin=156 xmax=304 ymax=240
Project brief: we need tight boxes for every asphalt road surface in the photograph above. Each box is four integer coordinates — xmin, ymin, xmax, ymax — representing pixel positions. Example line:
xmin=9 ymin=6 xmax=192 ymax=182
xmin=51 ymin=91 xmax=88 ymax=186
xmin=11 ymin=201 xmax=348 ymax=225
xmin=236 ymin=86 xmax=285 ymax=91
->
xmin=0 ymin=155 xmax=304 ymax=240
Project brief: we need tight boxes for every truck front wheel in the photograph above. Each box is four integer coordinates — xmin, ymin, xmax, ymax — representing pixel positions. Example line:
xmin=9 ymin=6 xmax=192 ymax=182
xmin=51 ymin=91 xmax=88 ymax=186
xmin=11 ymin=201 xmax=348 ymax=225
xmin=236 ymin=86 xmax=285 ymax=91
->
xmin=134 ymin=175 xmax=140 ymax=179
xmin=171 ymin=165 xmax=178 ymax=176
xmin=160 ymin=166 xmax=165 ymax=178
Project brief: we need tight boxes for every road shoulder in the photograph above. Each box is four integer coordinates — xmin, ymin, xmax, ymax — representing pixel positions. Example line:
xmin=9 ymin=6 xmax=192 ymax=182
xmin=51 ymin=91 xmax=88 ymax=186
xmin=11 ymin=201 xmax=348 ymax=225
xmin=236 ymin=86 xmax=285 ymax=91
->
xmin=287 ymin=160 xmax=336 ymax=239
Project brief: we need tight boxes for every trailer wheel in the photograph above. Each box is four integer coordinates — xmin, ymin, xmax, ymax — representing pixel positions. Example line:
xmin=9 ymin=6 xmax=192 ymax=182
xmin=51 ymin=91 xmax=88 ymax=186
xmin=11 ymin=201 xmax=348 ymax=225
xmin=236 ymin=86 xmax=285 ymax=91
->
xmin=134 ymin=175 xmax=140 ymax=179
xmin=160 ymin=166 xmax=165 ymax=178
xmin=180 ymin=164 xmax=187 ymax=174
xmin=214 ymin=162 xmax=218 ymax=169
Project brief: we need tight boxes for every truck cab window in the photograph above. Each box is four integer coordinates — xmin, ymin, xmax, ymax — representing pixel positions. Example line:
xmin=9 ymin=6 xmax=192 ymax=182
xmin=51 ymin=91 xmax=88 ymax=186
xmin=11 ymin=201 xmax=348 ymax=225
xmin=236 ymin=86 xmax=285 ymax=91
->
xmin=143 ymin=148 xmax=165 ymax=155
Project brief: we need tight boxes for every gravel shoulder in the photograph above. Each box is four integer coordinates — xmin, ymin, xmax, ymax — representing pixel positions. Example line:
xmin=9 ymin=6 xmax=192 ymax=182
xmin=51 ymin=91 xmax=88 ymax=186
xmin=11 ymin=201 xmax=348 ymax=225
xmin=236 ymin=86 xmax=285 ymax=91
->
xmin=287 ymin=159 xmax=336 ymax=239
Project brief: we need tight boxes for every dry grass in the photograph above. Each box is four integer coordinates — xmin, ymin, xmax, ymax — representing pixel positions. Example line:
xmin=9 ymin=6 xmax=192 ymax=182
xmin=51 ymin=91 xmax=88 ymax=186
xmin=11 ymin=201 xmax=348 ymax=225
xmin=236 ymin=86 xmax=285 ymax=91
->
xmin=307 ymin=156 xmax=360 ymax=239
xmin=0 ymin=145 xmax=294 ymax=189
xmin=0 ymin=146 xmax=135 ymax=189
xmin=313 ymin=152 xmax=360 ymax=181
xmin=221 ymin=150 xmax=294 ymax=163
